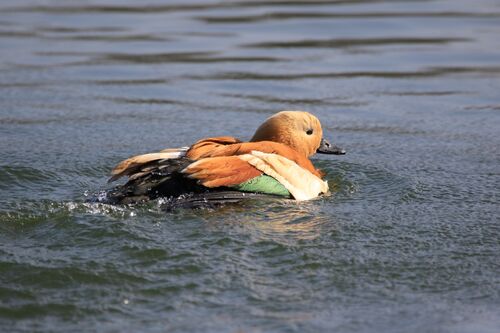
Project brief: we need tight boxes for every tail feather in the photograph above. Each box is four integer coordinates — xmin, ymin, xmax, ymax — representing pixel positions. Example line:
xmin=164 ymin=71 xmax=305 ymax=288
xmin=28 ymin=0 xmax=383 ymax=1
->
xmin=109 ymin=148 xmax=188 ymax=182
xmin=106 ymin=157 xmax=198 ymax=204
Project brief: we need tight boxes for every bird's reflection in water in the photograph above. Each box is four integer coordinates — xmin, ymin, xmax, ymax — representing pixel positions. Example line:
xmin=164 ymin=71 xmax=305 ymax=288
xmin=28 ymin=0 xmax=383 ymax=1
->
xmin=201 ymin=199 xmax=333 ymax=243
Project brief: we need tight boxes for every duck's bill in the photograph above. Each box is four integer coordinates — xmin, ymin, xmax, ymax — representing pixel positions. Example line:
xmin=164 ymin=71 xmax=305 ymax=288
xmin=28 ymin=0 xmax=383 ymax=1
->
xmin=317 ymin=138 xmax=346 ymax=155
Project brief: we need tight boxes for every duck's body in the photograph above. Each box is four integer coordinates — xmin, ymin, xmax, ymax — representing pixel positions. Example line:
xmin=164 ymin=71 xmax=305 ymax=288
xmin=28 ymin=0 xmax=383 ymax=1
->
xmin=107 ymin=111 xmax=345 ymax=205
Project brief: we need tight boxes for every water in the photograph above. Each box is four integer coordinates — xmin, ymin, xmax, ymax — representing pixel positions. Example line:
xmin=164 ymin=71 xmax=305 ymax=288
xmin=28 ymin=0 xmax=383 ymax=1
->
xmin=1 ymin=0 xmax=499 ymax=332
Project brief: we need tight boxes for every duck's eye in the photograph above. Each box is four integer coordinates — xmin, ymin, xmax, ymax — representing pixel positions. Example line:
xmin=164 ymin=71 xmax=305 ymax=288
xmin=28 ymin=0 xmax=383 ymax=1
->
xmin=306 ymin=129 xmax=313 ymax=135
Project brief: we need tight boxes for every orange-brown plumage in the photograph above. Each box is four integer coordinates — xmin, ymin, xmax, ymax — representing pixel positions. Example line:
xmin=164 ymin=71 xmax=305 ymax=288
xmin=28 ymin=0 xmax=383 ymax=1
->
xmin=186 ymin=140 xmax=321 ymax=178
xmin=186 ymin=136 xmax=242 ymax=160
xmin=183 ymin=156 xmax=262 ymax=188
xmin=107 ymin=111 xmax=344 ymax=204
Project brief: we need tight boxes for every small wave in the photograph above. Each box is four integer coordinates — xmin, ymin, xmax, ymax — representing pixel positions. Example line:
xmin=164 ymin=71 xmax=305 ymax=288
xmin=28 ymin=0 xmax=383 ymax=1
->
xmin=0 ymin=30 xmax=39 ymax=38
xmin=99 ymin=52 xmax=285 ymax=64
xmin=100 ymin=96 xmax=191 ymax=105
xmin=243 ymin=37 xmax=470 ymax=49
xmin=0 ymin=165 xmax=60 ymax=190
xmin=2 ymin=1 xmax=382 ymax=15
xmin=89 ymin=78 xmax=168 ymax=86
xmin=37 ymin=26 xmax=124 ymax=33
xmin=0 ymin=198 xmax=149 ymax=225
xmin=34 ymin=50 xmax=286 ymax=65
xmin=196 ymin=11 xmax=500 ymax=24
xmin=332 ymin=125 xmax=427 ymax=135
xmin=464 ymin=104 xmax=500 ymax=111
xmin=373 ymin=90 xmax=467 ymax=97
xmin=219 ymin=93 xmax=367 ymax=107
xmin=321 ymin=161 xmax=418 ymax=204
xmin=48 ymin=34 xmax=168 ymax=42
xmin=187 ymin=66 xmax=500 ymax=81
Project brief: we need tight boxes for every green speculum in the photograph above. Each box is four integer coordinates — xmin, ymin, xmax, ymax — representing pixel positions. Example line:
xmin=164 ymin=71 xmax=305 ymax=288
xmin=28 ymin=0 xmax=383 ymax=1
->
xmin=230 ymin=174 xmax=291 ymax=197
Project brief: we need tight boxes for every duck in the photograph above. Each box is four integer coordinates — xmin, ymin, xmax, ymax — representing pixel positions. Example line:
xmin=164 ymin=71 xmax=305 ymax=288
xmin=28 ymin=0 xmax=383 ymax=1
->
xmin=106 ymin=111 xmax=345 ymax=206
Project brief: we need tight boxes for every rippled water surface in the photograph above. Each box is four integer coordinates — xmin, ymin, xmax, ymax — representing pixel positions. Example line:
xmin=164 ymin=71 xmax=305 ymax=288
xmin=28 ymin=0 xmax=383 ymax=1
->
xmin=1 ymin=0 xmax=499 ymax=332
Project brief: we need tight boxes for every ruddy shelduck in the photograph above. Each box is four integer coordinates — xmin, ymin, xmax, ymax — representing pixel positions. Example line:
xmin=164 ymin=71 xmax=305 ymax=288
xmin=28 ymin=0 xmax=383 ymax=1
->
xmin=107 ymin=111 xmax=345 ymax=205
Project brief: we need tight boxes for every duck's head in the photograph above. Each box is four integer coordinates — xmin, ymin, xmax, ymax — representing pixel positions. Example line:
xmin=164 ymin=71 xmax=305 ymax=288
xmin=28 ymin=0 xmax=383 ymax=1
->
xmin=250 ymin=111 xmax=346 ymax=158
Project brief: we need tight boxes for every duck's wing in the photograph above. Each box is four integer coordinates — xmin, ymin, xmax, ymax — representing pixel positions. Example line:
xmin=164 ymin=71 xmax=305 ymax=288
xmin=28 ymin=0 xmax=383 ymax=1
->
xmin=186 ymin=136 xmax=242 ymax=159
xmin=182 ymin=148 xmax=328 ymax=201
xmin=109 ymin=136 xmax=243 ymax=183
xmin=105 ymin=137 xmax=245 ymax=204
xmin=182 ymin=155 xmax=262 ymax=187
xmin=238 ymin=151 xmax=329 ymax=201
xmin=189 ymin=141 xmax=322 ymax=178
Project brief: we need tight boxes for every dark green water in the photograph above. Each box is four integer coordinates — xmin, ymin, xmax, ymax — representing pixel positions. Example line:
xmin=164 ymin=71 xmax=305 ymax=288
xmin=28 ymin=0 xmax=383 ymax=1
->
xmin=1 ymin=0 xmax=499 ymax=332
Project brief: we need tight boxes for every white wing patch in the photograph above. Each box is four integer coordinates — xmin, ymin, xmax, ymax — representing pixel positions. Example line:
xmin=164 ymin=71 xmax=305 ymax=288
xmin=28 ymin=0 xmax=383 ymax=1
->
xmin=238 ymin=150 xmax=329 ymax=201
xmin=160 ymin=147 xmax=189 ymax=153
